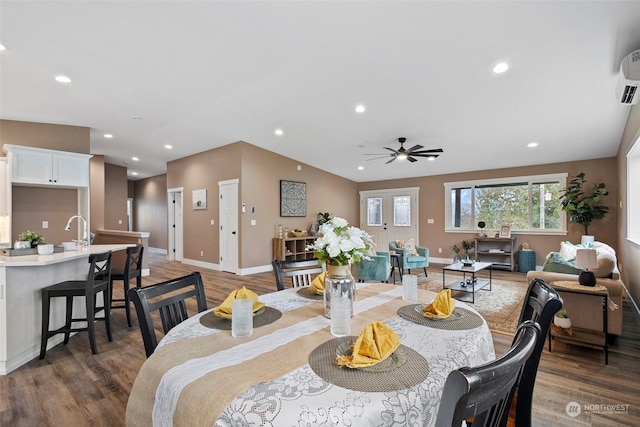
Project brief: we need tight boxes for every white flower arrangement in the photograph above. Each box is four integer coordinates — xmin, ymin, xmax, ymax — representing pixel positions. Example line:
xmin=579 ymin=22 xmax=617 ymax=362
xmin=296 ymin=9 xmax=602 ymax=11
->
xmin=307 ymin=217 xmax=374 ymax=266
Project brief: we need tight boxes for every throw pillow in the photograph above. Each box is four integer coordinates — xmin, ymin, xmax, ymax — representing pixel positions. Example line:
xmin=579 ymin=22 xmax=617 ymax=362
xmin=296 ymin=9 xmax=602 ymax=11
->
xmin=592 ymin=253 xmax=616 ymax=278
xmin=593 ymin=241 xmax=616 ymax=257
xmin=403 ymin=239 xmax=418 ymax=256
xmin=559 ymin=241 xmax=578 ymax=261
xmin=542 ymin=252 xmax=582 ymax=275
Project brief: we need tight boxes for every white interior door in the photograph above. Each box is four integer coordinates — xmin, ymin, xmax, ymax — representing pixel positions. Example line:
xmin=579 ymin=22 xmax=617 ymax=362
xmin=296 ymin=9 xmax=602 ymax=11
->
xmin=219 ymin=179 xmax=239 ymax=273
xmin=167 ymin=188 xmax=184 ymax=261
xmin=360 ymin=188 xmax=420 ymax=250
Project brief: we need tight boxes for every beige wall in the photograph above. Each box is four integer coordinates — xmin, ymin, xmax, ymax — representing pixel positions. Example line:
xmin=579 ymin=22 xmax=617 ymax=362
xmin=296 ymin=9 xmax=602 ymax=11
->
xmin=358 ymin=157 xmax=619 ymax=268
xmin=90 ymin=155 xmax=106 ymax=231
xmin=0 ymin=119 xmax=90 ymax=154
xmin=617 ymin=104 xmax=640 ymax=302
xmin=104 ymin=163 xmax=128 ymax=230
xmin=239 ymin=143 xmax=359 ymax=268
xmin=133 ymin=175 xmax=168 ymax=250
xmin=166 ymin=141 xmax=359 ymax=268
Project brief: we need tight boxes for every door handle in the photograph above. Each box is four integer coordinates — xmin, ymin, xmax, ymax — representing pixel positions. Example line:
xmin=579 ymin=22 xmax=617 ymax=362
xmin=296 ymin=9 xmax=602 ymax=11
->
xmin=232 ymin=231 xmax=236 ymax=235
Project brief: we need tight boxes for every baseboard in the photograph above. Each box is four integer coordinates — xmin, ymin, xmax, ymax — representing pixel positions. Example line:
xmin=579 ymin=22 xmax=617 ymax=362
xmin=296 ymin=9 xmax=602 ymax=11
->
xmin=147 ymin=247 xmax=167 ymax=255
xmin=181 ymin=258 xmax=220 ymax=271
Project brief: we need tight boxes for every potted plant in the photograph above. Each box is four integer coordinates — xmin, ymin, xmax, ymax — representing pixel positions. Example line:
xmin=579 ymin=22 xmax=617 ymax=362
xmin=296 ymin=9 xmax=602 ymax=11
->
xmin=478 ymin=221 xmax=486 ymax=237
xmin=559 ymin=172 xmax=609 ymax=236
xmin=450 ymin=244 xmax=462 ymax=262
xmin=461 ymin=240 xmax=475 ymax=261
xmin=553 ymin=309 xmax=571 ymax=329
xmin=17 ymin=230 xmax=45 ymax=248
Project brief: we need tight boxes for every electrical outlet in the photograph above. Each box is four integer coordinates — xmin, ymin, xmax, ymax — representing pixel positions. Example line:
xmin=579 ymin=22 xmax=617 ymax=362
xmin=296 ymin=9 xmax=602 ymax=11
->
xmin=42 ymin=221 xmax=48 ymax=228
xmin=427 ymin=218 xmax=434 ymax=224
xmin=200 ymin=250 xmax=204 ymax=257
xmin=211 ymin=219 xmax=215 ymax=225
xmin=438 ymin=247 xmax=442 ymax=253
xmin=118 ymin=219 xmax=122 ymax=224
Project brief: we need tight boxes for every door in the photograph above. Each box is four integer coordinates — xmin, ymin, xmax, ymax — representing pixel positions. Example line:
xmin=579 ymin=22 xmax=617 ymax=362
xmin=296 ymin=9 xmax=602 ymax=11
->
xmin=360 ymin=188 xmax=420 ymax=250
xmin=219 ymin=179 xmax=239 ymax=273
xmin=167 ymin=188 xmax=184 ymax=261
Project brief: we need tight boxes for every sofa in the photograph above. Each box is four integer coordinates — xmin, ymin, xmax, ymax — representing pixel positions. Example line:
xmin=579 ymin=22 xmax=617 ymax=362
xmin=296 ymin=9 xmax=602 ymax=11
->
xmin=526 ymin=241 xmax=624 ymax=336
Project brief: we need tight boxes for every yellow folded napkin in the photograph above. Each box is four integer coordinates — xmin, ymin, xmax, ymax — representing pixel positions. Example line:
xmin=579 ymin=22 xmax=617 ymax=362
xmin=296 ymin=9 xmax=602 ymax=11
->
xmin=422 ymin=289 xmax=455 ymax=318
xmin=213 ymin=286 xmax=266 ymax=319
xmin=311 ymin=271 xmax=326 ymax=294
xmin=336 ymin=321 xmax=400 ymax=369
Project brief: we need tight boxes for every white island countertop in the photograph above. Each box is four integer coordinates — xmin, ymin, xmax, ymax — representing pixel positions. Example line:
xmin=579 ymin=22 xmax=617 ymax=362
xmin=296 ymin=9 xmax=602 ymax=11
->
xmin=0 ymin=244 xmax=133 ymax=267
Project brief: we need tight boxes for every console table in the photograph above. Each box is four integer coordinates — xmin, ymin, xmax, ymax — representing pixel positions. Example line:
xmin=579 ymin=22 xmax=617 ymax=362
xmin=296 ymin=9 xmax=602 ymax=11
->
xmin=475 ymin=237 xmax=516 ymax=271
xmin=549 ymin=281 xmax=609 ymax=364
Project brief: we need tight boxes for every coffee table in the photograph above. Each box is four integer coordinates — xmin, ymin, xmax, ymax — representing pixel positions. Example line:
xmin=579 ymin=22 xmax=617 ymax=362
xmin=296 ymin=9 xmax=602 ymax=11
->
xmin=442 ymin=261 xmax=492 ymax=303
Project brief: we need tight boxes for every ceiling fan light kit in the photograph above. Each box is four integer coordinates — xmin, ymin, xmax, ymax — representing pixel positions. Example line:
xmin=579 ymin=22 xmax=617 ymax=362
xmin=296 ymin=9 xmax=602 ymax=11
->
xmin=365 ymin=137 xmax=444 ymax=164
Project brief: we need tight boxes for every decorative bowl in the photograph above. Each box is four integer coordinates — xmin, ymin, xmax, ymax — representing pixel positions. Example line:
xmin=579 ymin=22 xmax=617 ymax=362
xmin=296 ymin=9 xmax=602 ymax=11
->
xmin=289 ymin=230 xmax=306 ymax=237
xmin=14 ymin=241 xmax=31 ymax=250
xmin=37 ymin=244 xmax=55 ymax=255
xmin=62 ymin=241 xmax=77 ymax=251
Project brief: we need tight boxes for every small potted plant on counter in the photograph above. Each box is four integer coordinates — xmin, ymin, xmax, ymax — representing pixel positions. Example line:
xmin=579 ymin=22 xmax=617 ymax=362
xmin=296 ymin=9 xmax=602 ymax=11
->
xmin=16 ymin=230 xmax=45 ymax=248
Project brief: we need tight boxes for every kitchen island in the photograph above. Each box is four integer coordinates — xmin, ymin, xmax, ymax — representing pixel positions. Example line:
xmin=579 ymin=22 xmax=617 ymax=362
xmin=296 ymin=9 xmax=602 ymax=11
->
xmin=0 ymin=244 xmax=131 ymax=374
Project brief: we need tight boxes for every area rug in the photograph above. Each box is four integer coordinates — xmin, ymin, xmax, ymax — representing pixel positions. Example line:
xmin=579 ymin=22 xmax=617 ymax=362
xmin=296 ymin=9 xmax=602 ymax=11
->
xmin=415 ymin=274 xmax=527 ymax=336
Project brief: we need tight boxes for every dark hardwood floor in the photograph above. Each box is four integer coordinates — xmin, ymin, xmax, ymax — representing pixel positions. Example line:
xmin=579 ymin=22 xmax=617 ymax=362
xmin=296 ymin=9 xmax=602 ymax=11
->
xmin=0 ymin=251 xmax=638 ymax=426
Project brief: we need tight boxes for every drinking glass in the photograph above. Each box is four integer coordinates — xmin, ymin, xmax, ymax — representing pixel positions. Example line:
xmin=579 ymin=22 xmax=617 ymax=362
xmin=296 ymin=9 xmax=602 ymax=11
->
xmin=231 ymin=298 xmax=253 ymax=338
xmin=402 ymin=274 xmax=418 ymax=302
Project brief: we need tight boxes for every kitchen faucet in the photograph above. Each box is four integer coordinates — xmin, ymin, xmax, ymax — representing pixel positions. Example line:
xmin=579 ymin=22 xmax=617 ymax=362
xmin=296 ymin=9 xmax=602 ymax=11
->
xmin=64 ymin=215 xmax=89 ymax=247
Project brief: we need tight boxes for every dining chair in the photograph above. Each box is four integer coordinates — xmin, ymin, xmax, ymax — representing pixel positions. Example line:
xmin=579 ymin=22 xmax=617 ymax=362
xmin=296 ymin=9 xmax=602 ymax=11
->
xmin=128 ymin=272 xmax=207 ymax=357
xmin=40 ymin=251 xmax=113 ymax=359
xmin=510 ymin=278 xmax=563 ymax=427
xmin=110 ymin=245 xmax=144 ymax=327
xmin=272 ymin=259 xmax=324 ymax=291
xmin=435 ymin=320 xmax=541 ymax=427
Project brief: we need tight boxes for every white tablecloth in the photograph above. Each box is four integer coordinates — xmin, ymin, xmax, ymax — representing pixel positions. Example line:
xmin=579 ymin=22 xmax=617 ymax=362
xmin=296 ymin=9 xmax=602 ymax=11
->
xmin=126 ymin=283 xmax=495 ymax=427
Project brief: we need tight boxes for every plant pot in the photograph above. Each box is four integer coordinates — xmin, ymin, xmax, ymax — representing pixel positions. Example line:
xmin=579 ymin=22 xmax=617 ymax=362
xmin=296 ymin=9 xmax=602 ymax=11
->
xmin=14 ymin=241 xmax=31 ymax=250
xmin=554 ymin=315 xmax=572 ymax=329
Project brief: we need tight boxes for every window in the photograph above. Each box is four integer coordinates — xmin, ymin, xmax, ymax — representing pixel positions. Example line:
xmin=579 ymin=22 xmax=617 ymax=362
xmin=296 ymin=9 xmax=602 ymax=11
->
xmin=367 ymin=197 xmax=382 ymax=226
xmin=393 ymin=196 xmax=411 ymax=226
xmin=445 ymin=173 xmax=567 ymax=234
xmin=628 ymin=137 xmax=640 ymax=244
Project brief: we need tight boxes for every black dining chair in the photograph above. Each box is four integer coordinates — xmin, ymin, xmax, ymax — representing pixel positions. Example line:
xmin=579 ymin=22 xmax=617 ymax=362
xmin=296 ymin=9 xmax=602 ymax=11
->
xmin=40 ymin=251 xmax=113 ymax=359
xmin=110 ymin=245 xmax=144 ymax=327
xmin=510 ymin=278 xmax=563 ymax=427
xmin=128 ymin=272 xmax=207 ymax=357
xmin=272 ymin=259 xmax=324 ymax=291
xmin=435 ymin=320 xmax=541 ymax=427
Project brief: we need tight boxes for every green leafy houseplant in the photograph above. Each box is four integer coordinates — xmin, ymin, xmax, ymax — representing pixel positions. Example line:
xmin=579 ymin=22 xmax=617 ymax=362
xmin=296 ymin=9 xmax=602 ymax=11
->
xmin=18 ymin=230 xmax=45 ymax=248
xmin=559 ymin=172 xmax=609 ymax=235
xmin=317 ymin=212 xmax=332 ymax=226
xmin=461 ymin=240 xmax=475 ymax=259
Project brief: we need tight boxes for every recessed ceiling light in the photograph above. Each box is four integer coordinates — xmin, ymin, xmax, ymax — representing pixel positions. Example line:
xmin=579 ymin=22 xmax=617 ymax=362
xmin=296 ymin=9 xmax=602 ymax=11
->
xmin=131 ymin=172 xmax=138 ymax=176
xmin=274 ymin=129 xmax=284 ymax=136
xmin=132 ymin=157 xmax=139 ymax=161
xmin=0 ymin=44 xmax=6 ymax=51
xmin=527 ymin=142 xmax=539 ymax=148
xmin=55 ymin=75 xmax=72 ymax=83
xmin=493 ymin=62 xmax=509 ymax=74
xmin=104 ymin=133 xmax=113 ymax=139
xmin=428 ymin=156 xmax=436 ymax=161
xmin=355 ymin=104 xmax=366 ymax=113
xmin=164 ymin=144 xmax=173 ymax=149
xmin=358 ymin=166 xmax=364 ymax=170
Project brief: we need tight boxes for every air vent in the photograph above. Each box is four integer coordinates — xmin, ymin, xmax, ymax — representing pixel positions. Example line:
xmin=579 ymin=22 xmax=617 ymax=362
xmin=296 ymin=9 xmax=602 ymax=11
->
xmin=620 ymin=85 xmax=638 ymax=104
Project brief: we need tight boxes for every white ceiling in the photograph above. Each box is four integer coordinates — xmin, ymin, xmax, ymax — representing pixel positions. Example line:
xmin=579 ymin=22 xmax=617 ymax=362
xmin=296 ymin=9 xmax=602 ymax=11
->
xmin=1 ymin=1 xmax=640 ymax=182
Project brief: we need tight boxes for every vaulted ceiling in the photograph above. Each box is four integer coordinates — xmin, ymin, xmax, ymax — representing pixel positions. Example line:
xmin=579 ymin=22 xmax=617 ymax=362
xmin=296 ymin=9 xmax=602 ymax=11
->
xmin=1 ymin=1 xmax=639 ymax=182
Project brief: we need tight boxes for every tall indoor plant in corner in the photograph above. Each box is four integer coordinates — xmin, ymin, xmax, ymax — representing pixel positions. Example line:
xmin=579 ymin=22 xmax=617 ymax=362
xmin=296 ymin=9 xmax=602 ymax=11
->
xmin=560 ymin=172 xmax=609 ymax=236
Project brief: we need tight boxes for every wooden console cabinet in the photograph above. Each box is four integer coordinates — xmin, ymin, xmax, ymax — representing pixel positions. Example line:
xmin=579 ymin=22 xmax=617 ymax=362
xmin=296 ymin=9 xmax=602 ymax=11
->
xmin=475 ymin=237 xmax=516 ymax=271
xmin=272 ymin=237 xmax=317 ymax=261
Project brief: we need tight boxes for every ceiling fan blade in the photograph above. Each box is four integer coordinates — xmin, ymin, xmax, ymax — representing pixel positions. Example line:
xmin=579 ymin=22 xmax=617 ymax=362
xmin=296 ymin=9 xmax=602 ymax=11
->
xmin=383 ymin=147 xmax=399 ymax=153
xmin=405 ymin=144 xmax=424 ymax=153
xmin=410 ymin=153 xmax=440 ymax=159
xmin=407 ymin=156 xmax=418 ymax=163
xmin=385 ymin=156 xmax=397 ymax=164
xmin=410 ymin=148 xmax=444 ymax=155
xmin=366 ymin=155 xmax=393 ymax=161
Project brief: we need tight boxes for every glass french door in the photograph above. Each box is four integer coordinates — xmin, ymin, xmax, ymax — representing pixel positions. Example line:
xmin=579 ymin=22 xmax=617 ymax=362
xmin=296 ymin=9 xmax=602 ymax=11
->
xmin=359 ymin=188 xmax=420 ymax=251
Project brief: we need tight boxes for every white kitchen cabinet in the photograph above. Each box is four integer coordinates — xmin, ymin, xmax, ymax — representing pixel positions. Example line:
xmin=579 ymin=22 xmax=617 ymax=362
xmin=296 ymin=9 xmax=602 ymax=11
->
xmin=0 ymin=158 xmax=6 ymax=215
xmin=2 ymin=145 xmax=91 ymax=188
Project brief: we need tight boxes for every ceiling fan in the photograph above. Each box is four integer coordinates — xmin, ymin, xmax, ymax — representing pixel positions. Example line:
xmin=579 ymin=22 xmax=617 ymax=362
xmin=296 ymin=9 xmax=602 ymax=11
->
xmin=365 ymin=137 xmax=444 ymax=164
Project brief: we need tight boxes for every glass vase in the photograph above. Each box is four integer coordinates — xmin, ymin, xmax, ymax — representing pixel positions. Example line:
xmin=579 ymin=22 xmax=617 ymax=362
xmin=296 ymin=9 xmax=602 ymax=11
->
xmin=323 ymin=264 xmax=355 ymax=320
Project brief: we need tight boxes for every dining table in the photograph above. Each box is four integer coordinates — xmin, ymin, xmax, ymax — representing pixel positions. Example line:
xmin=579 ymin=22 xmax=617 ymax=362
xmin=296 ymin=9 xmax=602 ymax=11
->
xmin=126 ymin=282 xmax=496 ymax=427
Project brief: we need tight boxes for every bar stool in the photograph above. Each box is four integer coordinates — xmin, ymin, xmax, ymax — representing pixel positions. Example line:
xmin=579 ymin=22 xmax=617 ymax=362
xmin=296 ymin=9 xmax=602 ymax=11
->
xmin=110 ymin=245 xmax=144 ymax=327
xmin=39 ymin=251 xmax=113 ymax=359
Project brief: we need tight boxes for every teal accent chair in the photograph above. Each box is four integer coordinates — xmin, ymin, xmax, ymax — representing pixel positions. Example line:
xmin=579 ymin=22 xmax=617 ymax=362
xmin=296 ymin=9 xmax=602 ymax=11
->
xmin=389 ymin=241 xmax=429 ymax=276
xmin=353 ymin=251 xmax=391 ymax=283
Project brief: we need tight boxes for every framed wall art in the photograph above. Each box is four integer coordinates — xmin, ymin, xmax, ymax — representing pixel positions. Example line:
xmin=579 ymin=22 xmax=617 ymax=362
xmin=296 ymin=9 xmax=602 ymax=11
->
xmin=192 ymin=189 xmax=207 ymax=210
xmin=280 ymin=180 xmax=306 ymax=217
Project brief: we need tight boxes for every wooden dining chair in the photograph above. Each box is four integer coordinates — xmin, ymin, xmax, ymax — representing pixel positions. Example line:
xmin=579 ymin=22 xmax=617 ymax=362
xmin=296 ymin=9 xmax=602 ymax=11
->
xmin=128 ymin=272 xmax=207 ymax=357
xmin=272 ymin=259 xmax=324 ymax=291
xmin=435 ymin=321 xmax=541 ymax=427
xmin=110 ymin=245 xmax=144 ymax=327
xmin=40 ymin=251 xmax=113 ymax=359
xmin=510 ymin=278 xmax=563 ymax=427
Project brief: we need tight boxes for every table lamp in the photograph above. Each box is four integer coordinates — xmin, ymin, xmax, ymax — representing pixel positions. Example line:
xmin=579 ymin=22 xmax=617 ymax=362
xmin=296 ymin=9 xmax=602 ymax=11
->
xmin=575 ymin=248 xmax=597 ymax=286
